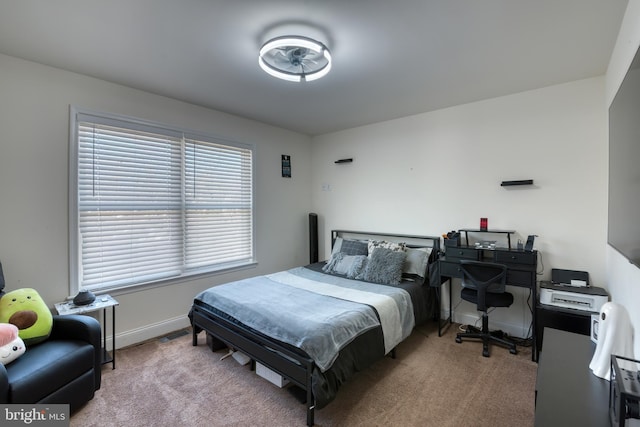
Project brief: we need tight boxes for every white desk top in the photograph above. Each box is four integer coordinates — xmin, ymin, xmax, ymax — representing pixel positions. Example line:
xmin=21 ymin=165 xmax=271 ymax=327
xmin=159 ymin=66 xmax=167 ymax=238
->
xmin=55 ymin=294 xmax=118 ymax=315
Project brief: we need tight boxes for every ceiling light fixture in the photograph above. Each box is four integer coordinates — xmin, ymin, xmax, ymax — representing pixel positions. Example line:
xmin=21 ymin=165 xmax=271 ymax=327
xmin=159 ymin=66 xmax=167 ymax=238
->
xmin=258 ymin=36 xmax=332 ymax=82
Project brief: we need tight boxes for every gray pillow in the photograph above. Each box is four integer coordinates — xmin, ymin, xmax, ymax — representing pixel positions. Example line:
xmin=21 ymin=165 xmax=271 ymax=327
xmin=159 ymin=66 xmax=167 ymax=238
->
xmin=339 ymin=239 xmax=368 ymax=256
xmin=360 ymin=247 xmax=407 ymax=285
xmin=403 ymin=247 xmax=432 ymax=278
xmin=323 ymin=252 xmax=368 ymax=278
xmin=346 ymin=256 xmax=368 ymax=279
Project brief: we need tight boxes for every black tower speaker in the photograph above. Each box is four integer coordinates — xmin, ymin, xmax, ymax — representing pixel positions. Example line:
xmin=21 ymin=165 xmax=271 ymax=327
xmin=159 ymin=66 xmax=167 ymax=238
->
xmin=309 ymin=213 xmax=319 ymax=264
xmin=0 ymin=261 xmax=5 ymax=292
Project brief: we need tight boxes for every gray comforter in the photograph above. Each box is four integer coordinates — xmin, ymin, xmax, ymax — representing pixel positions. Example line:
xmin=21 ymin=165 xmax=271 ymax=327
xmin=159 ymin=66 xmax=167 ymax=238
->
xmin=194 ymin=266 xmax=414 ymax=372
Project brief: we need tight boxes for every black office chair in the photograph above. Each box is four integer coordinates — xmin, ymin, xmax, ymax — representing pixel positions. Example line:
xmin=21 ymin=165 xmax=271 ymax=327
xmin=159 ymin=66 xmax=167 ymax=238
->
xmin=455 ymin=260 xmax=517 ymax=357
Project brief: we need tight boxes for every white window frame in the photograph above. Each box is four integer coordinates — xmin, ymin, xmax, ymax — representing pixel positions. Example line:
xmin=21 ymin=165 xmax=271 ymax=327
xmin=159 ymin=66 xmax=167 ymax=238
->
xmin=68 ymin=107 xmax=256 ymax=295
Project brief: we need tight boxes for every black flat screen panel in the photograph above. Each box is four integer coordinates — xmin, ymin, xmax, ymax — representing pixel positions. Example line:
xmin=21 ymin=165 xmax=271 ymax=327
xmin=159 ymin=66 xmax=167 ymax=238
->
xmin=608 ymin=45 xmax=640 ymax=268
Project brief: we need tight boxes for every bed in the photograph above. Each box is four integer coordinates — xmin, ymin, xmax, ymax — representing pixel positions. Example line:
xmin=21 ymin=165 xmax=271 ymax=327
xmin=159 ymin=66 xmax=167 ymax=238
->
xmin=190 ymin=230 xmax=441 ymax=426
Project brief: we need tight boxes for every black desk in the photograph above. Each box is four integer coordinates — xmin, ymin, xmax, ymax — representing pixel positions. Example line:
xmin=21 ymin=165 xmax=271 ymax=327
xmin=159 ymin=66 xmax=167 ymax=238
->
xmin=535 ymin=328 xmax=609 ymax=426
xmin=435 ymin=246 xmax=538 ymax=361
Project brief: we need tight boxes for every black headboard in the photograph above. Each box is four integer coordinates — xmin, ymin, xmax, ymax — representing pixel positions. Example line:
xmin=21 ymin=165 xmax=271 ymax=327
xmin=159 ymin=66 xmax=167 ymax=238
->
xmin=331 ymin=230 xmax=441 ymax=260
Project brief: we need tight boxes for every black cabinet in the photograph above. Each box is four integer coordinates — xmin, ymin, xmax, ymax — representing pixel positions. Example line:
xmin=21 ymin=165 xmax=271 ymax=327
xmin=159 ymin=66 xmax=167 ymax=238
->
xmin=535 ymin=328 xmax=609 ymax=426
xmin=535 ymin=304 xmax=592 ymax=362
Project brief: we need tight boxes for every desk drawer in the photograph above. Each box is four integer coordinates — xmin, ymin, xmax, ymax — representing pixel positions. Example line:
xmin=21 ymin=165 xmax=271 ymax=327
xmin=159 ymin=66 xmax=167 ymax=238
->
xmin=445 ymin=247 xmax=479 ymax=260
xmin=494 ymin=250 xmax=536 ymax=265
xmin=506 ymin=269 xmax=534 ymax=287
xmin=439 ymin=261 xmax=463 ymax=278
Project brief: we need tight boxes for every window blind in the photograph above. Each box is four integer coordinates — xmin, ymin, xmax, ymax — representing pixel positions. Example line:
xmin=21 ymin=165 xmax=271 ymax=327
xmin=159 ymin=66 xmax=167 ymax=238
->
xmin=73 ymin=111 xmax=254 ymax=292
xmin=184 ymin=139 xmax=253 ymax=270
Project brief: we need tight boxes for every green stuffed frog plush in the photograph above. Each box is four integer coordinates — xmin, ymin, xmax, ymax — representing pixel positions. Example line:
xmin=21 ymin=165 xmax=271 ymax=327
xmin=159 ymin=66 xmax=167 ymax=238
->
xmin=0 ymin=288 xmax=53 ymax=346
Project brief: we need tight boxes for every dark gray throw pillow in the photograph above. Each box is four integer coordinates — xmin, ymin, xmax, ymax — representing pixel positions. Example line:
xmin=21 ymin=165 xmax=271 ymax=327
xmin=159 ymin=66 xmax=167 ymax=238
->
xmin=340 ymin=239 xmax=368 ymax=256
xmin=361 ymin=247 xmax=407 ymax=285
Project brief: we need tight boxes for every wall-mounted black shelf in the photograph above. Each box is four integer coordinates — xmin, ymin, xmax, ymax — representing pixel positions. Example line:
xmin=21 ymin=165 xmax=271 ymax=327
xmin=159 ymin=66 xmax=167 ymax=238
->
xmin=501 ymin=179 xmax=533 ymax=187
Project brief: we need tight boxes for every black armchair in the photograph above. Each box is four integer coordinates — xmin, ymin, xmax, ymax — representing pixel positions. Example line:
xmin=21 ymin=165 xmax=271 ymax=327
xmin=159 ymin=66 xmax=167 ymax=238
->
xmin=455 ymin=260 xmax=518 ymax=357
xmin=0 ymin=313 xmax=102 ymax=411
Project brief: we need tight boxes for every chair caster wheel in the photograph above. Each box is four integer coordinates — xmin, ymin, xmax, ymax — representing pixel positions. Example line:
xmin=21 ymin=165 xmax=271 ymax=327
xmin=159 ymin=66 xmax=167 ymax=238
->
xmin=455 ymin=337 xmax=462 ymax=343
xmin=510 ymin=348 xmax=517 ymax=355
xmin=483 ymin=349 xmax=490 ymax=357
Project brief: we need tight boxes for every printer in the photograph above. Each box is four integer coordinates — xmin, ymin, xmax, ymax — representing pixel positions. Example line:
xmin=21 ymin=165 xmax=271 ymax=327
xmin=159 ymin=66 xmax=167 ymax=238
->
xmin=539 ymin=269 xmax=609 ymax=313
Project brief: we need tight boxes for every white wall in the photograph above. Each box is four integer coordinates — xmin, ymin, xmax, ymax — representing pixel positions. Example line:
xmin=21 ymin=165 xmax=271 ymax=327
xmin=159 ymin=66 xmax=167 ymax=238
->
xmin=606 ymin=0 xmax=640 ymax=360
xmin=0 ymin=53 xmax=312 ymax=348
xmin=1 ymin=12 xmax=630 ymax=349
xmin=311 ymin=77 xmax=608 ymax=338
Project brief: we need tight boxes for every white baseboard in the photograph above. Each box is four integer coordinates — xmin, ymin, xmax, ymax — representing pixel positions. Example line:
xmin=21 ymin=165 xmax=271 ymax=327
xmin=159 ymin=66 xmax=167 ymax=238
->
xmin=453 ymin=312 xmax=525 ymax=339
xmin=107 ymin=315 xmax=191 ymax=350
xmin=454 ymin=312 xmax=482 ymax=328
xmin=108 ymin=310 xmax=525 ymax=350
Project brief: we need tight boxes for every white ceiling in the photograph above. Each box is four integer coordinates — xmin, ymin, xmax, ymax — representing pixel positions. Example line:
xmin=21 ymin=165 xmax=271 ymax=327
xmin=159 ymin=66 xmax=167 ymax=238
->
xmin=0 ymin=0 xmax=629 ymax=135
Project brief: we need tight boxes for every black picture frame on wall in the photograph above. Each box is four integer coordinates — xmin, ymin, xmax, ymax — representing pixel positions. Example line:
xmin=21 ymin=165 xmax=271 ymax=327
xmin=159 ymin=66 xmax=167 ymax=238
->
xmin=281 ymin=155 xmax=291 ymax=178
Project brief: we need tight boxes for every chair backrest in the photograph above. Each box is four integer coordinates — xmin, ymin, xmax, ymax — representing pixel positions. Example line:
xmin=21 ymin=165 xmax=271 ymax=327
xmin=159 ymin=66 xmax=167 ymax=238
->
xmin=460 ymin=260 xmax=508 ymax=310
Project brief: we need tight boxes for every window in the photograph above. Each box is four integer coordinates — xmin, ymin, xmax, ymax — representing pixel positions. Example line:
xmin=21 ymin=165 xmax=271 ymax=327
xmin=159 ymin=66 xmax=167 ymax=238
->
xmin=69 ymin=108 xmax=254 ymax=294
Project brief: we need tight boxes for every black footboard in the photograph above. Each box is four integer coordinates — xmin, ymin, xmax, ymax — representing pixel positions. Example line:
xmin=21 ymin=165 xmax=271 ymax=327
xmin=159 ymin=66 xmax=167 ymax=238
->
xmin=191 ymin=304 xmax=317 ymax=426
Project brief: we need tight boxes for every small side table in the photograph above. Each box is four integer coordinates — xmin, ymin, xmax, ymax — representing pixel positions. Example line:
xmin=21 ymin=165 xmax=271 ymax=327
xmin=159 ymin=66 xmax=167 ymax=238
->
xmin=55 ymin=294 xmax=118 ymax=369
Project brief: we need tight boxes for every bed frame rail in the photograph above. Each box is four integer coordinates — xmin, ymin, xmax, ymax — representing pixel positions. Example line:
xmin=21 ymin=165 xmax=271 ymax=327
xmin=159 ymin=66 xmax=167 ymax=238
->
xmin=192 ymin=305 xmax=316 ymax=426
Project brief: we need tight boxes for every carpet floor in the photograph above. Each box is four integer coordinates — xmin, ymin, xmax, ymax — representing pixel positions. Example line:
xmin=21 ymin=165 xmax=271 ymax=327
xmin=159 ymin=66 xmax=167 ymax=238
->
xmin=71 ymin=322 xmax=536 ymax=426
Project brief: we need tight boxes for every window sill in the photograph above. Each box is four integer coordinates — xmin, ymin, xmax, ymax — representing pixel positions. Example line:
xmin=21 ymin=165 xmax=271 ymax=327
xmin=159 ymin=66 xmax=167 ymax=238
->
xmin=69 ymin=260 xmax=258 ymax=299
